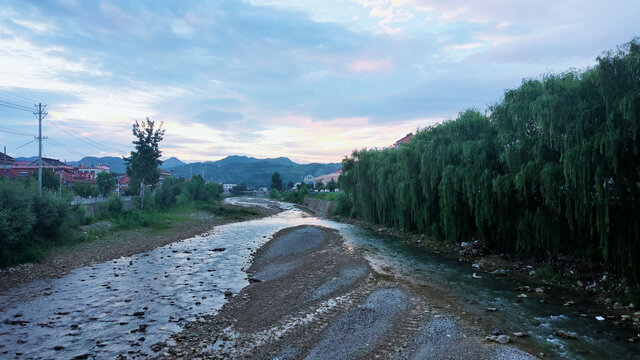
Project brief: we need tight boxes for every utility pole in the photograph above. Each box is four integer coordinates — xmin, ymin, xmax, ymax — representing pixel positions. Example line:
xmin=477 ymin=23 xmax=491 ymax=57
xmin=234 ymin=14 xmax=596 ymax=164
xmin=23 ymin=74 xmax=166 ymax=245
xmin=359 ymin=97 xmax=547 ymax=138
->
xmin=33 ymin=103 xmax=47 ymax=192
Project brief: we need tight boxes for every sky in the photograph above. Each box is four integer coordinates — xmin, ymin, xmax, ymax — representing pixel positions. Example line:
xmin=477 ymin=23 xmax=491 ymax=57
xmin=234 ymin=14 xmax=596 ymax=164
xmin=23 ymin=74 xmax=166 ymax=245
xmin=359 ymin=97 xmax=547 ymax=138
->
xmin=0 ymin=0 xmax=638 ymax=164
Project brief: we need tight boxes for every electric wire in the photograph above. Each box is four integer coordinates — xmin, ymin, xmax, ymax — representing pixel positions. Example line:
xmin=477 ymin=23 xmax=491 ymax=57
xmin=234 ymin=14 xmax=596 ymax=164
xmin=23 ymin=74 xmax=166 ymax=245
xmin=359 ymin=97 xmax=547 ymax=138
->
xmin=0 ymin=127 xmax=35 ymax=137
xmin=12 ymin=138 xmax=37 ymax=151
xmin=48 ymin=120 xmax=127 ymax=154
xmin=0 ymin=89 xmax=37 ymax=105
xmin=0 ymin=102 xmax=33 ymax=112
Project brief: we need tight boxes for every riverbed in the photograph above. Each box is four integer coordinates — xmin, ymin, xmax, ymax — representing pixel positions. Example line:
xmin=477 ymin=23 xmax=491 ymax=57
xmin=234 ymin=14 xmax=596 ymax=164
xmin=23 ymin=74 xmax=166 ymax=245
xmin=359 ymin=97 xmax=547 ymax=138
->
xmin=0 ymin=198 xmax=638 ymax=359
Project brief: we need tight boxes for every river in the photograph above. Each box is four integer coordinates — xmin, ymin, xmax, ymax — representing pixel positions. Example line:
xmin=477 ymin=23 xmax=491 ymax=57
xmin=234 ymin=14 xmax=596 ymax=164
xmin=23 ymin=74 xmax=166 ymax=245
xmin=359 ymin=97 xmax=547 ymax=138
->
xmin=0 ymin=198 xmax=637 ymax=359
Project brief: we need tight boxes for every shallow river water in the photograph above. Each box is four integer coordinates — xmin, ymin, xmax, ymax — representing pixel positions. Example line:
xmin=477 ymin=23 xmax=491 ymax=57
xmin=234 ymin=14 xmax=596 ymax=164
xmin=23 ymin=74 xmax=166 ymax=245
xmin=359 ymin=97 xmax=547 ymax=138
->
xmin=0 ymin=198 xmax=638 ymax=359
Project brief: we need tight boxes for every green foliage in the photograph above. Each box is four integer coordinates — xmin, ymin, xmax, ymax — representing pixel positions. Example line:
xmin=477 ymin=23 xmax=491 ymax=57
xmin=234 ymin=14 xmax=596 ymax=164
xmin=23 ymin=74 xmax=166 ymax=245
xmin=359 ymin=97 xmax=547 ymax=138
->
xmin=176 ymin=175 xmax=222 ymax=203
xmin=314 ymin=180 xmax=324 ymax=190
xmin=287 ymin=181 xmax=294 ymax=190
xmin=270 ymin=189 xmax=281 ymax=199
xmin=73 ymin=181 xmax=98 ymax=198
xmin=284 ymin=189 xmax=306 ymax=204
xmin=0 ymin=178 xmax=75 ymax=267
xmin=124 ymin=118 xmax=165 ymax=194
xmin=271 ymin=172 xmax=284 ymax=191
xmin=32 ymin=168 xmax=60 ymax=192
xmin=96 ymin=172 xmax=116 ymax=196
xmin=339 ymin=39 xmax=640 ymax=281
xmin=326 ymin=179 xmax=337 ymax=192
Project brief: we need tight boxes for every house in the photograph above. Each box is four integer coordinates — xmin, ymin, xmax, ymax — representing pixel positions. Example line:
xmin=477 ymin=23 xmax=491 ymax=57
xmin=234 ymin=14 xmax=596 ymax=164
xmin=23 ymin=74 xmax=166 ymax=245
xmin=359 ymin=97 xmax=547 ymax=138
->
xmin=117 ymin=174 xmax=130 ymax=193
xmin=393 ymin=133 xmax=413 ymax=149
xmin=76 ymin=163 xmax=110 ymax=181
xmin=0 ymin=151 xmax=14 ymax=169
xmin=313 ymin=168 xmax=342 ymax=186
xmin=159 ymin=170 xmax=172 ymax=185
xmin=223 ymin=183 xmax=237 ymax=192
xmin=302 ymin=175 xmax=315 ymax=185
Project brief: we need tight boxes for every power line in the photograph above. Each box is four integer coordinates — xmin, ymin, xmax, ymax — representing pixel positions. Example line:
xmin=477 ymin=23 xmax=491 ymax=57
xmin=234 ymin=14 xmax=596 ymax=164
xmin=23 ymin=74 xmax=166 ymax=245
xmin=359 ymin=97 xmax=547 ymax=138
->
xmin=0 ymin=127 xmax=35 ymax=137
xmin=0 ymin=89 xmax=37 ymax=104
xmin=46 ymin=138 xmax=87 ymax=158
xmin=0 ymin=99 xmax=33 ymax=111
xmin=12 ymin=138 xmax=38 ymax=151
xmin=48 ymin=120 xmax=127 ymax=154
xmin=0 ymin=102 xmax=33 ymax=112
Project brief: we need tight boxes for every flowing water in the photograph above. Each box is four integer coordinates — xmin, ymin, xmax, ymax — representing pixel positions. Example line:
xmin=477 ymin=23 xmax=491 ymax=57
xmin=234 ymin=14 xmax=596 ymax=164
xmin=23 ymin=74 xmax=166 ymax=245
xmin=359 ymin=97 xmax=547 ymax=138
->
xmin=0 ymin=198 xmax=638 ymax=359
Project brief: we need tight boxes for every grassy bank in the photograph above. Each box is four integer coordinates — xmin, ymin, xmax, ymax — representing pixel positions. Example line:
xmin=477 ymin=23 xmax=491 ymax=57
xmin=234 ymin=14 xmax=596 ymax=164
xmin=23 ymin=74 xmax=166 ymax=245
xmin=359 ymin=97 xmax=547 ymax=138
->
xmin=0 ymin=175 xmax=259 ymax=268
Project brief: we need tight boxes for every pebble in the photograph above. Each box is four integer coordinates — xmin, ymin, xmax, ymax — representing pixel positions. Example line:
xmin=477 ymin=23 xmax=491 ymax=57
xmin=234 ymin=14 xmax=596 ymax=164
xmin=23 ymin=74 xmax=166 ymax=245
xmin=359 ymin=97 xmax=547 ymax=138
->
xmin=495 ymin=335 xmax=510 ymax=344
xmin=595 ymin=316 xmax=605 ymax=321
xmin=614 ymin=302 xmax=624 ymax=310
xmin=564 ymin=300 xmax=575 ymax=306
xmin=512 ymin=332 xmax=525 ymax=337
xmin=491 ymin=329 xmax=504 ymax=336
xmin=555 ymin=330 xmax=578 ymax=339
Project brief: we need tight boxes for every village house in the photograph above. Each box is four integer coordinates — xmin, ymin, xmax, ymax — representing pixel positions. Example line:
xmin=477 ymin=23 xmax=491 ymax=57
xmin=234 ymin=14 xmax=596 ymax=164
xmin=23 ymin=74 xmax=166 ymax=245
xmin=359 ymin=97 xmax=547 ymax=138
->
xmin=393 ymin=133 xmax=413 ymax=149
xmin=302 ymin=174 xmax=315 ymax=185
xmin=313 ymin=168 xmax=342 ymax=186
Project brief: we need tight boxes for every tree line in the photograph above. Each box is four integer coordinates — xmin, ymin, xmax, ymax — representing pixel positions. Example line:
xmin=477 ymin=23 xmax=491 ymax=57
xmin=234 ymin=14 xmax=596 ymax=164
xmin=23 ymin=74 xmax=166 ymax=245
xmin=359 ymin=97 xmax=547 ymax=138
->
xmin=338 ymin=39 xmax=640 ymax=281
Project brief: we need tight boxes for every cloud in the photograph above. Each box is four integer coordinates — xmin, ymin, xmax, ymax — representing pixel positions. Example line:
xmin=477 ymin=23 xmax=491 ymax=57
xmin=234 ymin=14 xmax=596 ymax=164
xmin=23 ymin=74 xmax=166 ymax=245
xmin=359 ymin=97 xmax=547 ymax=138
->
xmin=0 ymin=0 xmax=637 ymax=163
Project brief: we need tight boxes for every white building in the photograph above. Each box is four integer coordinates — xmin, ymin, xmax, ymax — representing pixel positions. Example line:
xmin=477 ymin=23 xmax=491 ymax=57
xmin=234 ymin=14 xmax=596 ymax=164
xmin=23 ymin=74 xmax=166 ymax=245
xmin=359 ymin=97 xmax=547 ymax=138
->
xmin=302 ymin=175 xmax=315 ymax=185
xmin=223 ymin=183 xmax=237 ymax=192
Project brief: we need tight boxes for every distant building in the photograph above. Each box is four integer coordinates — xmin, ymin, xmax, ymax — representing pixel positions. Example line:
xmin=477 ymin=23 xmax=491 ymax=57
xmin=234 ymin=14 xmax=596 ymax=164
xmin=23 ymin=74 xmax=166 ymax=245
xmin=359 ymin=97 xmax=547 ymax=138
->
xmin=0 ymin=151 xmax=14 ymax=169
xmin=393 ymin=133 xmax=413 ymax=149
xmin=76 ymin=163 xmax=110 ymax=181
xmin=117 ymin=174 xmax=130 ymax=193
xmin=223 ymin=183 xmax=237 ymax=192
xmin=302 ymin=175 xmax=315 ymax=185
xmin=314 ymin=169 xmax=342 ymax=186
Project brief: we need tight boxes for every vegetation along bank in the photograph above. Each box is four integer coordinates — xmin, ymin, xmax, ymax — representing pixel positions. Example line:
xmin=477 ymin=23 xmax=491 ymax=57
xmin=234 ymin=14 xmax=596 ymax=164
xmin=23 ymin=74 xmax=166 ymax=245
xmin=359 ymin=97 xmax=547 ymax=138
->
xmin=337 ymin=39 xmax=640 ymax=286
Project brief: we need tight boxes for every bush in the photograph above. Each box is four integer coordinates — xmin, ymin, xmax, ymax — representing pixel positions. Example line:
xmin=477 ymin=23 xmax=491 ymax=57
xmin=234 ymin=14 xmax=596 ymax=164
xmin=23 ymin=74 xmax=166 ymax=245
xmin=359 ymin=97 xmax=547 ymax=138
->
xmin=270 ymin=189 xmax=281 ymax=199
xmin=334 ymin=192 xmax=353 ymax=217
xmin=0 ymin=178 xmax=75 ymax=267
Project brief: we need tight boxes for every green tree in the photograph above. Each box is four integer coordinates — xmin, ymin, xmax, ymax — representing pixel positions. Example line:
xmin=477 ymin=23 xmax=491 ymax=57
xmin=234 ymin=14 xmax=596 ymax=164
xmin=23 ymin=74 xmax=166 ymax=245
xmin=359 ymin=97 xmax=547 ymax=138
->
xmin=124 ymin=118 xmax=165 ymax=197
xmin=314 ymin=180 xmax=324 ymax=190
xmin=32 ymin=168 xmax=60 ymax=192
xmin=326 ymin=179 xmax=337 ymax=192
xmin=95 ymin=172 xmax=116 ymax=197
xmin=73 ymin=181 xmax=98 ymax=198
xmin=271 ymin=172 xmax=284 ymax=191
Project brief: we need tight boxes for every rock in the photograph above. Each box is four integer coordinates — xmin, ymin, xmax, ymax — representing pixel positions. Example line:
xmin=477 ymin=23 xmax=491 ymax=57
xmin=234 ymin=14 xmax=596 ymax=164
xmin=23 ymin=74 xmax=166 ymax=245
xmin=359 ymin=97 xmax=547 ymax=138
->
xmin=133 ymin=311 xmax=145 ymax=317
xmin=555 ymin=330 xmax=577 ymax=340
xmin=512 ymin=332 xmax=525 ymax=337
xmin=629 ymin=303 xmax=635 ymax=309
xmin=486 ymin=307 xmax=498 ymax=312
xmin=535 ymin=287 xmax=545 ymax=293
xmin=604 ymin=298 xmax=612 ymax=304
xmin=491 ymin=329 xmax=504 ymax=336
xmin=576 ymin=281 xmax=584 ymax=287
xmin=563 ymin=300 xmax=575 ymax=306
xmin=495 ymin=335 xmax=510 ymax=344
xmin=621 ymin=315 xmax=631 ymax=321
xmin=472 ymin=273 xmax=482 ymax=279
xmin=248 ymin=277 xmax=261 ymax=283
xmin=211 ymin=248 xmax=226 ymax=252
xmin=472 ymin=263 xmax=480 ymax=269
xmin=491 ymin=269 xmax=508 ymax=275
xmin=224 ymin=290 xmax=233 ymax=298
xmin=595 ymin=316 xmax=605 ymax=321
xmin=53 ymin=345 xmax=65 ymax=351
xmin=614 ymin=302 xmax=624 ymax=310
xmin=73 ymin=354 xmax=90 ymax=360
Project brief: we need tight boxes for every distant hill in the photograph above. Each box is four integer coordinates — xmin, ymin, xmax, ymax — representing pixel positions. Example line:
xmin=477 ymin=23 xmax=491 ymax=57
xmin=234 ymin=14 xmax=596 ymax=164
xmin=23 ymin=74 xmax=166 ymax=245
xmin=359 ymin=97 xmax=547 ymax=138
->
xmin=167 ymin=156 xmax=340 ymax=187
xmin=14 ymin=154 xmax=340 ymax=186
xmin=14 ymin=156 xmax=39 ymax=162
xmin=160 ymin=157 xmax=187 ymax=169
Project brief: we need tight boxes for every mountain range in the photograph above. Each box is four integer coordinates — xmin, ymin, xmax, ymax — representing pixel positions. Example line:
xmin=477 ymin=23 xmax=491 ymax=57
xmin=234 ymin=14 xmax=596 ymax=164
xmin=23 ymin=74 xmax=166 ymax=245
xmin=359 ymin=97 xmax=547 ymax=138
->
xmin=15 ymin=155 xmax=341 ymax=187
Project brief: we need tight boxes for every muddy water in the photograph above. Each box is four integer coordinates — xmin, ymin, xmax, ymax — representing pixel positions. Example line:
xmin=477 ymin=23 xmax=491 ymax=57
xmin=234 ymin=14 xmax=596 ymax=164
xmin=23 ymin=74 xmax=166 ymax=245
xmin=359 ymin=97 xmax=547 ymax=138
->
xmin=1 ymin=198 xmax=638 ymax=359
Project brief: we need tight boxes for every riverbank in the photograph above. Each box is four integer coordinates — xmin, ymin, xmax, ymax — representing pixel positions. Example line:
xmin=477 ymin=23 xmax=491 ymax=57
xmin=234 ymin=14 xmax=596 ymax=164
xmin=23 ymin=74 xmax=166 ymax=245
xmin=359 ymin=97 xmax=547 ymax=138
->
xmin=299 ymin=197 xmax=640 ymax=336
xmin=157 ymin=225 xmax=537 ymax=359
xmin=0 ymin=200 xmax=280 ymax=293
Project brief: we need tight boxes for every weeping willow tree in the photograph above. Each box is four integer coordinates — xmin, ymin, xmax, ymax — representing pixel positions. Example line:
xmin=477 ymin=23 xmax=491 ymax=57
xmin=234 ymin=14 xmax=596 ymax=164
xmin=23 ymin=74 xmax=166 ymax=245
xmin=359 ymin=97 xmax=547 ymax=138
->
xmin=339 ymin=38 xmax=640 ymax=282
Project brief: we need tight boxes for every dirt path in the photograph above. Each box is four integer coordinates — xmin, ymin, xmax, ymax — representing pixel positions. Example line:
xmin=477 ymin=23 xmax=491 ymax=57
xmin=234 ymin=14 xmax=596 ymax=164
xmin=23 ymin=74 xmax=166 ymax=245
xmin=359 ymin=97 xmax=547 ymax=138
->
xmin=0 ymin=204 xmax=279 ymax=293
xmin=157 ymin=225 xmax=537 ymax=359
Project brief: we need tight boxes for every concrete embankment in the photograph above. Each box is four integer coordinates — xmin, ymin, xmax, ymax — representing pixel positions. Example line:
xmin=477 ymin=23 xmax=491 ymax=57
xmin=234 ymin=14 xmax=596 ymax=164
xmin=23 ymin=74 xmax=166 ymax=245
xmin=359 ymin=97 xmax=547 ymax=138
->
xmin=302 ymin=198 xmax=336 ymax=216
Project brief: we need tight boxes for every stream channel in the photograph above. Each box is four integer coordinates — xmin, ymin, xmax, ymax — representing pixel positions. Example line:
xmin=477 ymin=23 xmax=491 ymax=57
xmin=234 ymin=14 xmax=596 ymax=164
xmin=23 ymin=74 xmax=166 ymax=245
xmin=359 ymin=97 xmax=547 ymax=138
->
xmin=0 ymin=198 xmax=638 ymax=359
